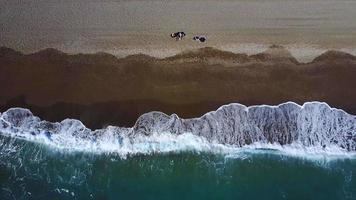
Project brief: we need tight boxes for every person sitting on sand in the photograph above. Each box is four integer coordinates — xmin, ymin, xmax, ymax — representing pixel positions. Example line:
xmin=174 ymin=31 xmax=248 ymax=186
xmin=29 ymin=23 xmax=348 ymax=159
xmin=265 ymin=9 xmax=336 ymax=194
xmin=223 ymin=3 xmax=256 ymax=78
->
xmin=171 ymin=32 xmax=186 ymax=40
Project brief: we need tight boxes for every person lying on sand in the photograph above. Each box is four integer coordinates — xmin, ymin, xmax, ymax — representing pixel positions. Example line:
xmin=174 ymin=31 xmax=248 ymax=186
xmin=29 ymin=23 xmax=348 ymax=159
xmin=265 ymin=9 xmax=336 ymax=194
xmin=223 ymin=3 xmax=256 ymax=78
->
xmin=193 ymin=35 xmax=207 ymax=43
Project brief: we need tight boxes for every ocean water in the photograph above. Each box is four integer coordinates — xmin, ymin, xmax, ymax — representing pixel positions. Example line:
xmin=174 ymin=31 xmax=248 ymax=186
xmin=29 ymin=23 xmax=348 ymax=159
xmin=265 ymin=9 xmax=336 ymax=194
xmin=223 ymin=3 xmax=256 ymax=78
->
xmin=1 ymin=134 xmax=356 ymax=200
xmin=0 ymin=102 xmax=355 ymax=199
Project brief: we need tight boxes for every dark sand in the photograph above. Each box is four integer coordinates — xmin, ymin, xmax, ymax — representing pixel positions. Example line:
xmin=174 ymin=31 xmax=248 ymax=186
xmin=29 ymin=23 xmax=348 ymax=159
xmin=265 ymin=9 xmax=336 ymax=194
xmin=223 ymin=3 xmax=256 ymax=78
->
xmin=1 ymin=45 xmax=355 ymax=128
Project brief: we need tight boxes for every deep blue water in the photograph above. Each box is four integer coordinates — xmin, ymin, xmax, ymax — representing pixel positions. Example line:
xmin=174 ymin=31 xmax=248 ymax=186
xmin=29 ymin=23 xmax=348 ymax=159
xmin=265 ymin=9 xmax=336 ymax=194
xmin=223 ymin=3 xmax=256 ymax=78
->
xmin=0 ymin=135 xmax=355 ymax=200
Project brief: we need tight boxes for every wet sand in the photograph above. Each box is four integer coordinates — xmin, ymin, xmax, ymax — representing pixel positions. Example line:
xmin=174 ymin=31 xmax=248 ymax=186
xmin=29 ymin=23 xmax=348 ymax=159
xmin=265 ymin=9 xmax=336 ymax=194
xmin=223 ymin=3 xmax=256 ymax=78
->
xmin=1 ymin=46 xmax=356 ymax=128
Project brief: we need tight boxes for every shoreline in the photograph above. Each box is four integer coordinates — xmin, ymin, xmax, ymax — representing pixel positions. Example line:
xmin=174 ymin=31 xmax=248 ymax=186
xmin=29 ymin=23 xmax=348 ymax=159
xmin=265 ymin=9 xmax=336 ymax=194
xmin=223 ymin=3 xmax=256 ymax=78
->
xmin=3 ymin=41 xmax=356 ymax=63
xmin=2 ymin=43 xmax=356 ymax=61
xmin=1 ymin=101 xmax=355 ymax=153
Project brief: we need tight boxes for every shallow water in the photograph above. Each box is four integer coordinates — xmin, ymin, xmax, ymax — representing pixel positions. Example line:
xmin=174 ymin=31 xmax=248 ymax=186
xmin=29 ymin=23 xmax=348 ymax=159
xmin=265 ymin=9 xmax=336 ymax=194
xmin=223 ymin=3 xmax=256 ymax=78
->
xmin=1 ymin=0 xmax=356 ymax=61
xmin=0 ymin=135 xmax=355 ymax=200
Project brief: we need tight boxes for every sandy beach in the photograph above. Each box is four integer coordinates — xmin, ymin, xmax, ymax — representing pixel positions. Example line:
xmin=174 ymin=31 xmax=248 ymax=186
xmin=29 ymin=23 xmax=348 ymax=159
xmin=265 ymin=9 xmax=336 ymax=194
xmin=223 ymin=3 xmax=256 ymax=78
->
xmin=1 ymin=0 xmax=356 ymax=61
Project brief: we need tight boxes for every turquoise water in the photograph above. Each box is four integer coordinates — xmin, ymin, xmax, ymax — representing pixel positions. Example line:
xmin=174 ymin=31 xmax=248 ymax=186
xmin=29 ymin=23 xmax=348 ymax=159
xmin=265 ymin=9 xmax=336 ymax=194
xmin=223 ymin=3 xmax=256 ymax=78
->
xmin=0 ymin=135 xmax=355 ymax=200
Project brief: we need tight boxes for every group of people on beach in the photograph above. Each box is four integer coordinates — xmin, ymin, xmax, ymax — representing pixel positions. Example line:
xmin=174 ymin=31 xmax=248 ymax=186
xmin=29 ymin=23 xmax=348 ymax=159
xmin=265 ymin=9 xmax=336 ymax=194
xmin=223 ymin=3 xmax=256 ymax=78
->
xmin=171 ymin=32 xmax=206 ymax=43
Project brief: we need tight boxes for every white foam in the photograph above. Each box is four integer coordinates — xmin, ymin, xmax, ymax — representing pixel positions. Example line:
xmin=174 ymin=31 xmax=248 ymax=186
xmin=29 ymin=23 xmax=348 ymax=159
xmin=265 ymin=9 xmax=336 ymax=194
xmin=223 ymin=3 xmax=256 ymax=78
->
xmin=0 ymin=101 xmax=355 ymax=159
xmin=1 ymin=129 xmax=354 ymax=161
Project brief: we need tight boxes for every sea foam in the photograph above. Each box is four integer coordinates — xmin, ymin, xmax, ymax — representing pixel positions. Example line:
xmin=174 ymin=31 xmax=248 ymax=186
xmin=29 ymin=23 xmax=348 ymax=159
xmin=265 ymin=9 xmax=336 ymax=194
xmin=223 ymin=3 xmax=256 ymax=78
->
xmin=0 ymin=102 xmax=355 ymax=158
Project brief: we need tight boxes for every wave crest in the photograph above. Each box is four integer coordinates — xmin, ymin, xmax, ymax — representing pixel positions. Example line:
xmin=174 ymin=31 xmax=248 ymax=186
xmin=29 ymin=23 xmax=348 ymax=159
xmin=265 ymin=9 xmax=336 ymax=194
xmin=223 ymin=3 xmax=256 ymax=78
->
xmin=0 ymin=102 xmax=355 ymax=157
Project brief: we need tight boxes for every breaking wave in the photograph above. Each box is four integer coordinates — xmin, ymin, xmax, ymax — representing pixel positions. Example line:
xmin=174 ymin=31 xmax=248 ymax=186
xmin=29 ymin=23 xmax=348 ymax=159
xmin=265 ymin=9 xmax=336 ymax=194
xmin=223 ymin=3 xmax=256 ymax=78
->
xmin=0 ymin=102 xmax=355 ymax=158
